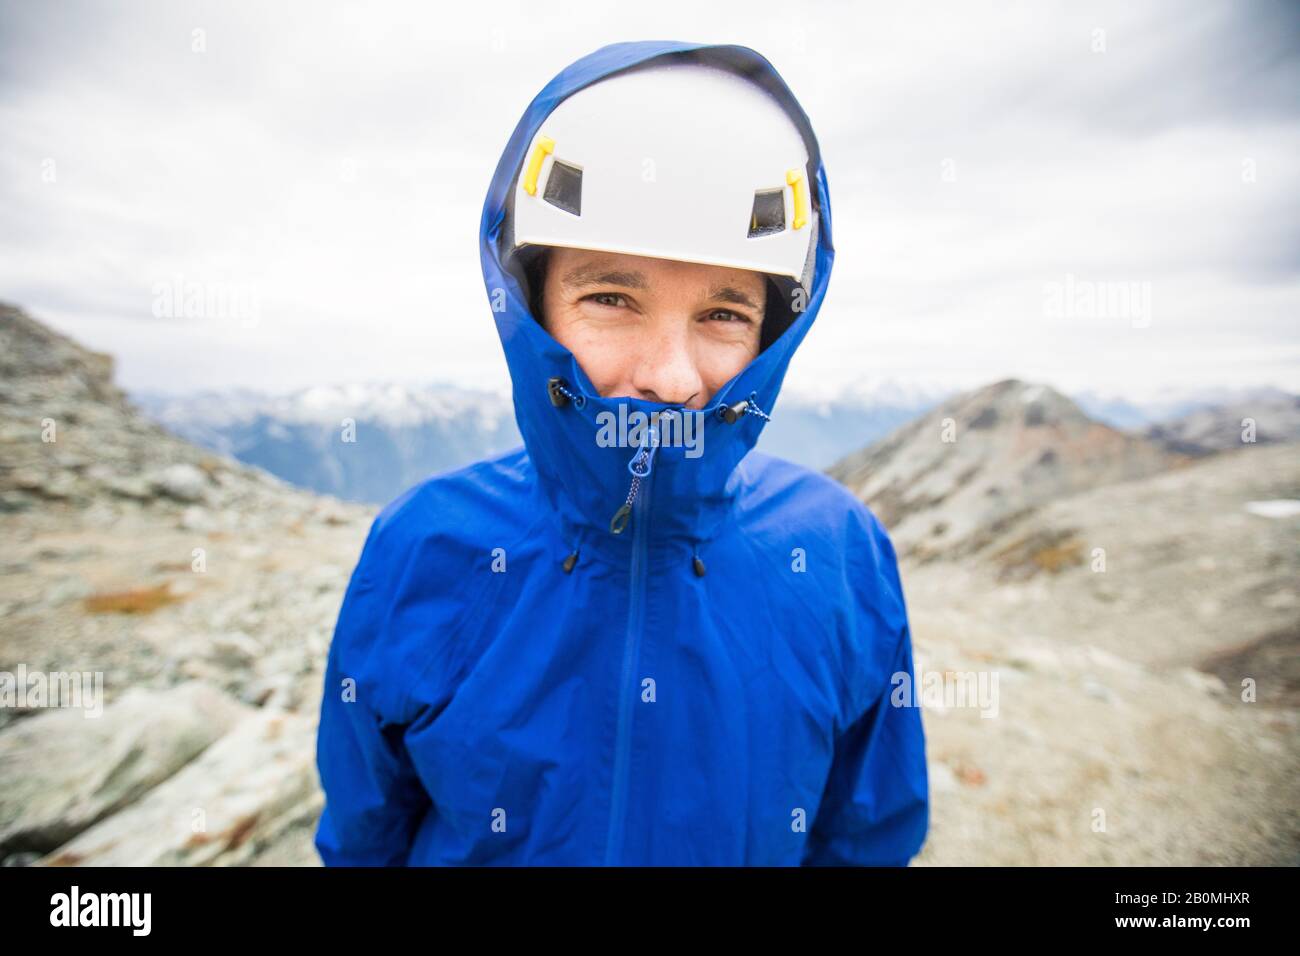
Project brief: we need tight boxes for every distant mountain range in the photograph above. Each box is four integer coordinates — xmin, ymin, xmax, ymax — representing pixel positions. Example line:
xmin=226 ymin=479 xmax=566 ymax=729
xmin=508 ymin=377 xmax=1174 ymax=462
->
xmin=134 ymin=384 xmax=522 ymax=505
xmin=131 ymin=378 xmax=1299 ymax=506
xmin=1139 ymin=390 xmax=1300 ymax=455
xmin=132 ymin=379 xmax=951 ymax=504
xmin=1072 ymin=385 xmax=1300 ymax=436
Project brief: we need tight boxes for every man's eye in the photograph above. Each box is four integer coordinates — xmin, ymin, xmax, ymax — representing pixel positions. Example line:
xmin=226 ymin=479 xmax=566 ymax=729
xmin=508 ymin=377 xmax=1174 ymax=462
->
xmin=706 ymin=309 xmax=752 ymax=324
xmin=585 ymin=293 xmax=628 ymax=308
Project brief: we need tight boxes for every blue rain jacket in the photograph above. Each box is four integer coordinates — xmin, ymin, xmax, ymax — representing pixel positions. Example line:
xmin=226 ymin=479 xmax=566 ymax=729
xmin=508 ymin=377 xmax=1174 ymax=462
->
xmin=314 ymin=40 xmax=929 ymax=866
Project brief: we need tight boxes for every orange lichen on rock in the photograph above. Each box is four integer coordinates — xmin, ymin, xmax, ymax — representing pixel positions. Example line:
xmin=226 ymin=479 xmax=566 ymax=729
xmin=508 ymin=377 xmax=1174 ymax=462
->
xmin=82 ymin=582 xmax=185 ymax=614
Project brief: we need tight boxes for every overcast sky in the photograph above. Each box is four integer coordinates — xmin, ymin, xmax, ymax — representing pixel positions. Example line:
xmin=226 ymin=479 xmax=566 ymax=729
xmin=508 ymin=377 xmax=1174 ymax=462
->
xmin=1 ymin=0 xmax=1297 ymax=401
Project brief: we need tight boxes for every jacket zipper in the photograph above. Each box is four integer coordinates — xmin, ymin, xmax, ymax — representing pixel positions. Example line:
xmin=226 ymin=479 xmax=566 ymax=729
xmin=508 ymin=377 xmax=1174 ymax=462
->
xmin=604 ymin=460 xmax=652 ymax=865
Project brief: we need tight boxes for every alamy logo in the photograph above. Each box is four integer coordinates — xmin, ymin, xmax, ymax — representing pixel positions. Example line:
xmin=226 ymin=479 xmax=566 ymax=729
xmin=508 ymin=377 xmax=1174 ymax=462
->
xmin=50 ymin=886 xmax=151 ymax=936
xmin=595 ymin=404 xmax=704 ymax=459
xmin=0 ymin=665 xmax=103 ymax=718
xmin=890 ymin=655 xmax=1000 ymax=719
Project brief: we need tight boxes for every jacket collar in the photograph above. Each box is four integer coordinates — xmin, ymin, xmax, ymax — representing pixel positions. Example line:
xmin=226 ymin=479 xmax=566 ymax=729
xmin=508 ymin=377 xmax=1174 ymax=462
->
xmin=479 ymin=41 xmax=835 ymax=565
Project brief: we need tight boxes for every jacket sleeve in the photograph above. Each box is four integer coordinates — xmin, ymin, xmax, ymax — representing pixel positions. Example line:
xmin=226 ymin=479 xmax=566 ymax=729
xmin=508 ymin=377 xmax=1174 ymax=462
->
xmin=314 ymin=519 xmax=433 ymax=866
xmin=802 ymin=514 xmax=930 ymax=867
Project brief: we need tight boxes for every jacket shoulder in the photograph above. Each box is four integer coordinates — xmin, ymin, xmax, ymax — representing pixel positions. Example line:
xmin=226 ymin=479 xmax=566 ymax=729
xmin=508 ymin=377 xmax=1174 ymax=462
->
xmin=737 ymin=450 xmax=910 ymax=723
xmin=368 ymin=444 xmax=532 ymax=550
xmin=332 ymin=445 xmax=535 ymax=720
xmin=735 ymin=449 xmax=905 ymax=620
xmin=738 ymin=449 xmax=896 ymax=548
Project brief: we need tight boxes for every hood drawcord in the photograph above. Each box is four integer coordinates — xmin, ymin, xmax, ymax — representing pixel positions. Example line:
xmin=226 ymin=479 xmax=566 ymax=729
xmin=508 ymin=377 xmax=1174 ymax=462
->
xmin=548 ymin=376 xmax=586 ymax=409
xmin=548 ymin=377 xmax=587 ymax=571
xmin=693 ymin=392 xmax=771 ymax=576
xmin=715 ymin=391 xmax=771 ymax=424
xmin=562 ymin=525 xmax=585 ymax=573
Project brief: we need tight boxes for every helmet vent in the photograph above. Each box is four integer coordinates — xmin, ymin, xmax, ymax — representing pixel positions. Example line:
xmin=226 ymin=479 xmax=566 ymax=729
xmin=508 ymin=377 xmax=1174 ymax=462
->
xmin=747 ymin=187 xmax=786 ymax=237
xmin=543 ymin=160 xmax=583 ymax=216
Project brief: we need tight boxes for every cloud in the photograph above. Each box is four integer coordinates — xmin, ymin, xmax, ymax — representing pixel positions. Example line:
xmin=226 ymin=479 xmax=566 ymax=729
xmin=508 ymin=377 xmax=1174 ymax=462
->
xmin=0 ymin=0 xmax=1296 ymax=398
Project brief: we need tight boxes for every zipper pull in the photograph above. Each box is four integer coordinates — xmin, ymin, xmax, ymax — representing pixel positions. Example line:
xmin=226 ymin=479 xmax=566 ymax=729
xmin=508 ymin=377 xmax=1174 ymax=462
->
xmin=609 ymin=422 xmax=661 ymax=534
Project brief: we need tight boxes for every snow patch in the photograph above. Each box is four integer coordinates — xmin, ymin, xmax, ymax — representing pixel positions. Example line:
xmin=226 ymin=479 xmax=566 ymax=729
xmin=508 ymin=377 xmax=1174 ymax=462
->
xmin=1244 ymin=499 xmax=1300 ymax=519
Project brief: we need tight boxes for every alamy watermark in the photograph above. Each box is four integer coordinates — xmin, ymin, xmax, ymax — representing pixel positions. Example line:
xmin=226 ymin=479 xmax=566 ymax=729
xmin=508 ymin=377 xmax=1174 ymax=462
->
xmin=1043 ymin=273 xmax=1152 ymax=328
xmin=0 ymin=665 xmax=104 ymax=718
xmin=891 ymin=659 xmax=1000 ymax=718
xmin=595 ymin=404 xmax=705 ymax=459
xmin=151 ymin=274 xmax=261 ymax=328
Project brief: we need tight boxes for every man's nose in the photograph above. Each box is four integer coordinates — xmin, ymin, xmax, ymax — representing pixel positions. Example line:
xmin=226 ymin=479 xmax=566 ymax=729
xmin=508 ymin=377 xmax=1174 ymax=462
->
xmin=629 ymin=324 xmax=705 ymax=409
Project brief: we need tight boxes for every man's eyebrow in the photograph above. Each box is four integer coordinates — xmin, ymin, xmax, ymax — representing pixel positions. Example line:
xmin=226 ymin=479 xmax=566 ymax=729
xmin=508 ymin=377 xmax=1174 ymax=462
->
xmin=561 ymin=267 xmax=650 ymax=290
xmin=707 ymin=285 xmax=763 ymax=312
xmin=561 ymin=266 xmax=762 ymax=312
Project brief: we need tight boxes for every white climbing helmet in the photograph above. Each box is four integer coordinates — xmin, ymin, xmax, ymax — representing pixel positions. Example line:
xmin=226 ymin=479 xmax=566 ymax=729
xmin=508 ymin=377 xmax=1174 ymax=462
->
xmin=510 ymin=60 xmax=817 ymax=290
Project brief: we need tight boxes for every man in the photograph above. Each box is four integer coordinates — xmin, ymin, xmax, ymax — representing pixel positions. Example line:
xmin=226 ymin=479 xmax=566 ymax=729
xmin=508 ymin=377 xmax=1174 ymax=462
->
xmin=314 ymin=39 xmax=929 ymax=866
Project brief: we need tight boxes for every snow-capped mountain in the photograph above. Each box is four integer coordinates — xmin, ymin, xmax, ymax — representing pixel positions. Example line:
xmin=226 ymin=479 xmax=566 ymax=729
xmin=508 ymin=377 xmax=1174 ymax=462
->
xmin=133 ymin=382 xmax=522 ymax=504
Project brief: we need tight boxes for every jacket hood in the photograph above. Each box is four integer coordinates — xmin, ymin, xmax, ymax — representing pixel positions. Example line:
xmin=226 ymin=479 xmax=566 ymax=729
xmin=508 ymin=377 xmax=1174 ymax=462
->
xmin=479 ymin=41 xmax=835 ymax=567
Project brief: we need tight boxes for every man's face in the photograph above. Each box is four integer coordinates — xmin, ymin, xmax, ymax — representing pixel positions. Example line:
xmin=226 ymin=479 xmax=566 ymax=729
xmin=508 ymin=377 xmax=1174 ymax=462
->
xmin=540 ymin=247 xmax=766 ymax=410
